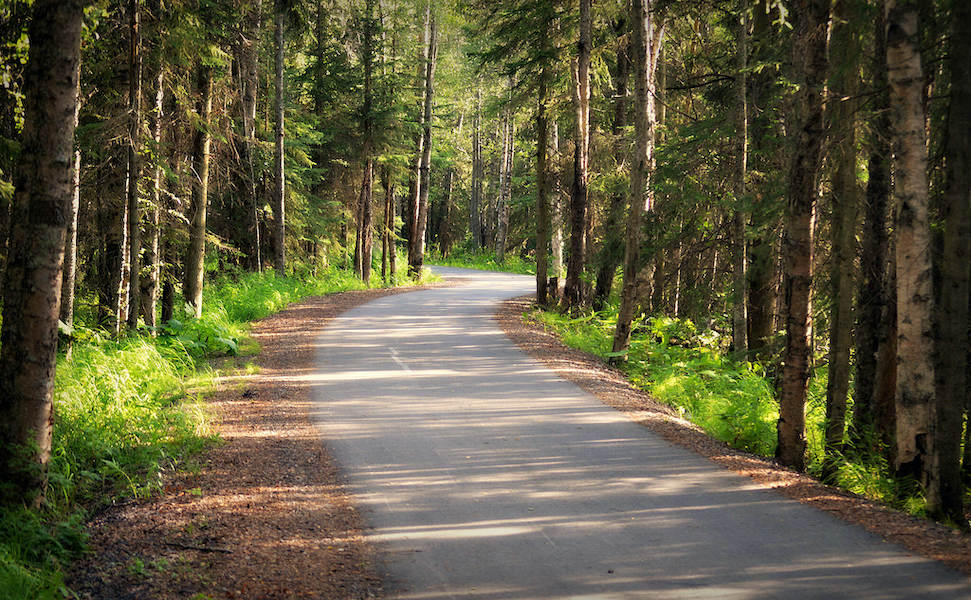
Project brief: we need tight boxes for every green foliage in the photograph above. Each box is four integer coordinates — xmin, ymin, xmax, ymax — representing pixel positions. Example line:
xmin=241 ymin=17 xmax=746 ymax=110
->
xmin=0 ymin=266 xmax=386 ymax=599
xmin=428 ymin=248 xmax=535 ymax=275
xmin=530 ymin=305 xmax=932 ymax=517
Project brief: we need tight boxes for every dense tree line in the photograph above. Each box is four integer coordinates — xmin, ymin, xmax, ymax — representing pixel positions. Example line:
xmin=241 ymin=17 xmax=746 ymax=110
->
xmin=1 ymin=0 xmax=969 ymax=527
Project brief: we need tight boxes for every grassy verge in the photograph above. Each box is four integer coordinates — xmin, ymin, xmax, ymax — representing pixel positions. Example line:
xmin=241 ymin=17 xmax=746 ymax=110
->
xmin=0 ymin=265 xmax=398 ymax=599
xmin=528 ymin=305 xmax=926 ymax=516
xmin=427 ymin=249 xmax=535 ymax=276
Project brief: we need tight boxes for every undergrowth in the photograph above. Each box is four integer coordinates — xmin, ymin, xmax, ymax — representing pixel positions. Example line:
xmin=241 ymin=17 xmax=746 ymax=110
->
xmin=528 ymin=306 xmax=927 ymax=517
xmin=427 ymin=249 xmax=535 ymax=276
xmin=0 ymin=265 xmax=390 ymax=599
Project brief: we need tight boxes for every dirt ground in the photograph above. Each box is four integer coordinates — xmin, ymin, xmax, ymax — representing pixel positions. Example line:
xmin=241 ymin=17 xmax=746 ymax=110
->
xmin=68 ymin=286 xmax=970 ymax=600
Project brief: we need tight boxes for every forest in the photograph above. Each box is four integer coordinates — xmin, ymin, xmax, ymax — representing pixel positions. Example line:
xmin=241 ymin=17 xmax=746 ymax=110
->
xmin=0 ymin=0 xmax=969 ymax=586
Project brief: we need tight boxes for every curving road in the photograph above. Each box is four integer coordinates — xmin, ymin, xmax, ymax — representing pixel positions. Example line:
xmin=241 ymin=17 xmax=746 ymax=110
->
xmin=311 ymin=267 xmax=970 ymax=599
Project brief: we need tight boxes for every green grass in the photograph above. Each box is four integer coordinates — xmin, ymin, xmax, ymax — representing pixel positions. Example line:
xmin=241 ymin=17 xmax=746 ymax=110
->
xmin=0 ymin=264 xmax=402 ymax=599
xmin=528 ymin=305 xmax=927 ymax=515
xmin=427 ymin=249 xmax=536 ymax=276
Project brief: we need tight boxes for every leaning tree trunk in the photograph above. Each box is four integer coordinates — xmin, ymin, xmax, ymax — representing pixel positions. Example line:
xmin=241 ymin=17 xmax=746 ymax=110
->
xmin=822 ymin=0 xmax=861 ymax=478
xmin=776 ymin=0 xmax=829 ymax=472
xmin=273 ymin=5 xmax=286 ymax=276
xmin=126 ymin=0 xmax=143 ymax=330
xmin=886 ymin=0 xmax=936 ymax=493
xmin=931 ymin=0 xmax=970 ymax=522
xmin=408 ymin=8 xmax=437 ymax=278
xmin=0 ymin=0 xmax=83 ymax=507
xmin=60 ymin=89 xmax=82 ymax=358
xmin=612 ymin=0 xmax=660 ymax=360
xmin=563 ymin=0 xmax=592 ymax=310
xmin=184 ymin=66 xmax=213 ymax=318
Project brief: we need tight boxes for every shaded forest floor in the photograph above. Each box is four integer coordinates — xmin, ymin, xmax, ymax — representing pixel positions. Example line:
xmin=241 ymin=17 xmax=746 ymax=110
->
xmin=497 ymin=295 xmax=971 ymax=578
xmin=68 ymin=286 xmax=970 ymax=599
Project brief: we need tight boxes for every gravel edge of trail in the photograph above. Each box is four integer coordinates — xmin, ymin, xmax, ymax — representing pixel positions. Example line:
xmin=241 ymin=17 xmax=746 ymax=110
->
xmin=67 ymin=286 xmax=438 ymax=600
xmin=496 ymin=295 xmax=971 ymax=578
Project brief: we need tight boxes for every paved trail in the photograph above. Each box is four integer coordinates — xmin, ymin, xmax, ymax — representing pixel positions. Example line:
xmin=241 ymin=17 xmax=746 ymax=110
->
xmin=311 ymin=267 xmax=970 ymax=599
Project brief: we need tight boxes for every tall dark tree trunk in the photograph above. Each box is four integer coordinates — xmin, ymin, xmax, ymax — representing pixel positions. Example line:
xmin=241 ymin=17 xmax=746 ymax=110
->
xmin=126 ymin=0 xmax=143 ymax=330
xmin=931 ymin=0 xmax=970 ymax=523
xmin=236 ymin=0 xmax=262 ymax=272
xmin=563 ymin=0 xmax=592 ymax=310
xmin=184 ymin=66 xmax=212 ymax=318
xmin=854 ymin=5 xmax=892 ymax=448
xmin=0 ymin=0 xmax=83 ymax=506
xmin=408 ymin=8 xmax=437 ymax=278
xmin=776 ymin=0 xmax=829 ymax=471
xmin=535 ymin=61 xmax=552 ymax=306
xmin=273 ymin=4 xmax=286 ymax=276
xmin=822 ymin=0 xmax=861 ymax=478
xmin=612 ymin=0 xmax=660 ymax=360
xmin=593 ymin=17 xmax=631 ymax=311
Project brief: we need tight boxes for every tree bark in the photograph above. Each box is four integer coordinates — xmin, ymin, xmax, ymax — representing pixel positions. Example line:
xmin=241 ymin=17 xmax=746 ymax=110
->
xmin=236 ymin=0 xmax=262 ymax=272
xmin=535 ymin=61 xmax=552 ymax=306
xmin=931 ymin=0 xmax=970 ymax=522
xmin=854 ymin=5 xmax=892 ymax=448
xmin=471 ymin=85 xmax=483 ymax=250
xmin=887 ymin=0 xmax=936 ymax=490
xmin=776 ymin=0 xmax=829 ymax=471
xmin=140 ymin=66 xmax=164 ymax=330
xmin=273 ymin=4 xmax=286 ymax=276
xmin=184 ymin=66 xmax=212 ymax=318
xmin=0 ymin=0 xmax=82 ymax=506
xmin=408 ymin=7 xmax=437 ymax=277
xmin=126 ymin=0 xmax=143 ymax=330
xmin=612 ymin=0 xmax=660 ymax=360
xmin=563 ymin=0 xmax=592 ymax=310
xmin=593 ymin=17 xmax=631 ymax=311
xmin=823 ymin=0 xmax=861 ymax=477
xmin=731 ymin=0 xmax=749 ymax=354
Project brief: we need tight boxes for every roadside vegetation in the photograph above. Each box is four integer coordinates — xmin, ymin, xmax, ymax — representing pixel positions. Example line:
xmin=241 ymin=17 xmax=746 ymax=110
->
xmin=527 ymin=305 xmax=927 ymax=518
xmin=0 ymin=265 xmax=395 ymax=600
xmin=428 ymin=249 xmax=535 ymax=276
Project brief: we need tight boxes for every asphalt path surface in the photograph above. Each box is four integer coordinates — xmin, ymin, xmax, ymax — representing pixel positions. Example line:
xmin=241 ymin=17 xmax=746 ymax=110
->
xmin=311 ymin=267 xmax=970 ymax=599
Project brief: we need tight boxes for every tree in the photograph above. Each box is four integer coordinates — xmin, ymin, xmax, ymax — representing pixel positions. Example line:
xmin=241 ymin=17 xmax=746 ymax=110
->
xmin=562 ymin=0 xmax=591 ymax=310
xmin=408 ymin=5 xmax=438 ymax=277
xmin=931 ymin=0 xmax=970 ymax=522
xmin=0 ymin=0 xmax=83 ymax=506
xmin=886 ymin=0 xmax=935 ymax=489
xmin=612 ymin=0 xmax=661 ymax=360
xmin=126 ymin=0 xmax=144 ymax=330
xmin=183 ymin=65 xmax=213 ymax=319
xmin=730 ymin=0 xmax=748 ymax=355
xmin=776 ymin=0 xmax=829 ymax=471
xmin=273 ymin=0 xmax=287 ymax=276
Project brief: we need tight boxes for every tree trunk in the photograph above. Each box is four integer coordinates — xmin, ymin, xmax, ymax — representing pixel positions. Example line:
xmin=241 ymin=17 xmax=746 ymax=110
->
xmin=931 ymin=0 xmax=970 ymax=522
xmin=273 ymin=5 xmax=286 ymax=276
xmin=140 ymin=67 xmax=164 ymax=330
xmin=236 ymin=0 xmax=262 ymax=272
xmin=382 ymin=166 xmax=394 ymax=283
xmin=563 ymin=0 xmax=592 ymax=310
xmin=593 ymin=17 xmax=631 ymax=311
xmin=776 ymin=0 xmax=829 ymax=471
xmin=471 ymin=85 xmax=483 ymax=250
xmin=854 ymin=5 xmax=892 ymax=447
xmin=496 ymin=81 xmax=513 ymax=262
xmin=409 ymin=7 xmax=437 ymax=277
xmin=731 ymin=0 xmax=748 ymax=354
xmin=535 ymin=61 xmax=552 ymax=306
xmin=612 ymin=0 xmax=660 ymax=360
xmin=887 ymin=0 xmax=936 ymax=490
xmin=184 ymin=66 xmax=212 ymax=318
xmin=822 ymin=0 xmax=861 ymax=478
xmin=0 ymin=0 xmax=82 ymax=506
xmin=126 ymin=0 xmax=143 ymax=330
